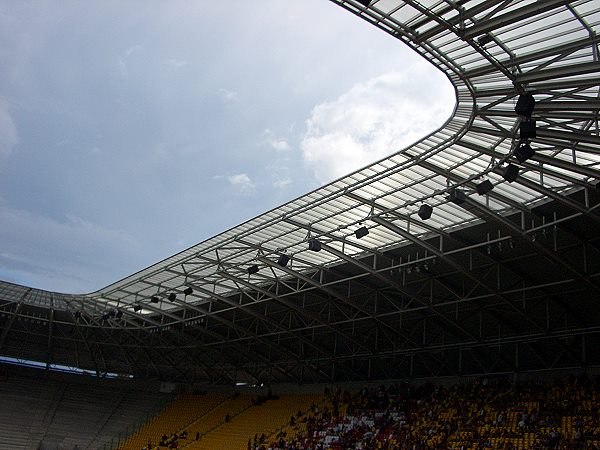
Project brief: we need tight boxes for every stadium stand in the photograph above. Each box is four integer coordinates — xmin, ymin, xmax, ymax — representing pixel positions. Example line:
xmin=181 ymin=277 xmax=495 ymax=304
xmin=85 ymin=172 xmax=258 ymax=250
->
xmin=117 ymin=392 xmax=229 ymax=450
xmin=185 ymin=393 xmax=322 ymax=450
xmin=265 ymin=376 xmax=600 ymax=450
xmin=0 ymin=367 xmax=170 ymax=450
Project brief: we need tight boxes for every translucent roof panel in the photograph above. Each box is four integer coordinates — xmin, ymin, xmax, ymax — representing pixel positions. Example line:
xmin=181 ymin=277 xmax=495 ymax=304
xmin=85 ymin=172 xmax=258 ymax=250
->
xmin=0 ymin=0 xmax=597 ymax=330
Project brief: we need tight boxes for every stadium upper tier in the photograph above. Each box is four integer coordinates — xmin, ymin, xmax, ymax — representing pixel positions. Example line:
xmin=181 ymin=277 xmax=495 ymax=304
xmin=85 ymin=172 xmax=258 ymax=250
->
xmin=0 ymin=0 xmax=599 ymax=383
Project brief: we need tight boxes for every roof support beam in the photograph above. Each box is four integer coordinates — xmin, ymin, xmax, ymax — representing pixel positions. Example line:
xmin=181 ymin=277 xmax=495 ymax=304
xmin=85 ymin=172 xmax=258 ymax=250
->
xmin=517 ymin=61 xmax=600 ymax=84
xmin=465 ymin=36 xmax=599 ymax=78
xmin=220 ymin=268 xmax=371 ymax=355
xmin=463 ymin=197 xmax=600 ymax=294
xmin=191 ymin=284 xmax=338 ymax=382
xmin=417 ymin=0 xmax=510 ymax=42
xmin=463 ymin=0 xmax=571 ymax=40
xmin=469 ymin=125 xmax=600 ymax=151
xmin=46 ymin=308 xmax=54 ymax=370
xmin=0 ymin=300 xmax=26 ymax=350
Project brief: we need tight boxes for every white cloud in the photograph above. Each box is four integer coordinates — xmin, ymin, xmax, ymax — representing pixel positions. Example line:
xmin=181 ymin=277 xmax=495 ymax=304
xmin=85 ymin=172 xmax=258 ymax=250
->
xmin=118 ymin=44 xmax=142 ymax=76
xmin=300 ymin=64 xmax=455 ymax=184
xmin=218 ymin=88 xmax=238 ymax=103
xmin=167 ymin=58 xmax=188 ymax=68
xmin=227 ymin=173 xmax=255 ymax=195
xmin=0 ymin=100 xmax=18 ymax=158
xmin=273 ymin=178 xmax=292 ymax=189
xmin=261 ymin=128 xmax=291 ymax=151
xmin=270 ymin=138 xmax=290 ymax=151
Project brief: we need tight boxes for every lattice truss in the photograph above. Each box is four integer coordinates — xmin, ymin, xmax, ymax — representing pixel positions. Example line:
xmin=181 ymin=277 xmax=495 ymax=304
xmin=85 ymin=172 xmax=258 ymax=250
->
xmin=0 ymin=0 xmax=599 ymax=383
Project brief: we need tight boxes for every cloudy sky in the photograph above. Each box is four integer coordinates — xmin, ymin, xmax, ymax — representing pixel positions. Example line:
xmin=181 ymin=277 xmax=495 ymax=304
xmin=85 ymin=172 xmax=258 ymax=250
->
xmin=0 ymin=0 xmax=455 ymax=294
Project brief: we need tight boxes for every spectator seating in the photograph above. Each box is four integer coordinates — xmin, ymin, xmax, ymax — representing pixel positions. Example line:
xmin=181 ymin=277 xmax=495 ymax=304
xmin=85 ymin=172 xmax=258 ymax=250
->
xmin=117 ymin=392 xmax=228 ymax=450
xmin=0 ymin=370 xmax=170 ymax=450
xmin=186 ymin=393 xmax=321 ymax=450
xmin=266 ymin=376 xmax=600 ymax=450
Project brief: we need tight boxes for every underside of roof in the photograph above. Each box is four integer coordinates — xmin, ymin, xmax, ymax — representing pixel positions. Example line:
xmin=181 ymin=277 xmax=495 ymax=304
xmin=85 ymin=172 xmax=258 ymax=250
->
xmin=1 ymin=0 xmax=599 ymax=384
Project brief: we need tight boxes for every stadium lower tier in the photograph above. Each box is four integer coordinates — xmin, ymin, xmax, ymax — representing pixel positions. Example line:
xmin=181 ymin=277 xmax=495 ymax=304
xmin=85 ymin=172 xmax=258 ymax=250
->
xmin=119 ymin=376 xmax=600 ymax=450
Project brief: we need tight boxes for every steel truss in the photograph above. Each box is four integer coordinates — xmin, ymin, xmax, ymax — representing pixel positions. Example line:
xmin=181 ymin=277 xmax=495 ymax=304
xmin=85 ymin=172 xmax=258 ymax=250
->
xmin=0 ymin=0 xmax=599 ymax=384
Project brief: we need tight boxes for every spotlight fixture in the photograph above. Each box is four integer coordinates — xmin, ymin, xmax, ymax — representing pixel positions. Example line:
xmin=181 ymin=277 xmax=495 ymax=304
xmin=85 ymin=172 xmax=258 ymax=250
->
xmin=247 ymin=264 xmax=259 ymax=275
xmin=308 ymin=239 xmax=322 ymax=252
xmin=448 ymin=188 xmax=467 ymax=205
xmin=477 ymin=34 xmax=493 ymax=46
xmin=355 ymin=226 xmax=369 ymax=239
xmin=150 ymin=296 xmax=159 ymax=303
xmin=168 ymin=293 xmax=177 ymax=302
xmin=133 ymin=304 xmax=142 ymax=312
xmin=108 ymin=309 xmax=116 ymax=318
xmin=503 ymin=164 xmax=519 ymax=183
xmin=514 ymin=142 xmax=535 ymax=163
xmin=277 ymin=254 xmax=290 ymax=267
xmin=116 ymin=310 xmax=123 ymax=319
xmin=519 ymin=119 xmax=536 ymax=139
xmin=356 ymin=0 xmax=371 ymax=6
xmin=74 ymin=311 xmax=82 ymax=319
xmin=476 ymin=180 xmax=494 ymax=195
xmin=418 ymin=204 xmax=433 ymax=220
xmin=515 ymin=93 xmax=535 ymax=118
xmin=183 ymin=287 xmax=193 ymax=296
xmin=102 ymin=313 xmax=110 ymax=321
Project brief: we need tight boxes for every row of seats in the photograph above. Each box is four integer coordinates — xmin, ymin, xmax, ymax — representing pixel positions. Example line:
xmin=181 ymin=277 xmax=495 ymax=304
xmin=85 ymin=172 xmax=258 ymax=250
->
xmin=266 ymin=376 xmax=600 ymax=450
xmin=117 ymin=392 xmax=228 ymax=449
xmin=117 ymin=391 xmax=324 ymax=450
xmin=0 ymin=371 xmax=169 ymax=450
xmin=187 ymin=393 xmax=322 ymax=450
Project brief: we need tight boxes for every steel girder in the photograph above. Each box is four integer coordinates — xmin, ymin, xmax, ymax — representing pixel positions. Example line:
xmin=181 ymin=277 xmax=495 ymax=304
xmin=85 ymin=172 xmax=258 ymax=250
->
xmin=0 ymin=0 xmax=599 ymax=383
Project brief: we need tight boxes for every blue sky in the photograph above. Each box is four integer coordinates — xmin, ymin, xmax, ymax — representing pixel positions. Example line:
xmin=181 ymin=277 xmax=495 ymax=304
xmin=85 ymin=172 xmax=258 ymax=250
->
xmin=0 ymin=1 xmax=454 ymax=293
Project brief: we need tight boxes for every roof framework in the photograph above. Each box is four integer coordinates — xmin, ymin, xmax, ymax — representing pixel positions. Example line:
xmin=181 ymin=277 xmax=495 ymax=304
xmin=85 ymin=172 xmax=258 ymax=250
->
xmin=0 ymin=0 xmax=599 ymax=384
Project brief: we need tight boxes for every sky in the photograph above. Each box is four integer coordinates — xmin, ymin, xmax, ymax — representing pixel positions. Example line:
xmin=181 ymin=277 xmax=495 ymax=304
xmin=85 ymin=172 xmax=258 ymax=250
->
xmin=0 ymin=0 xmax=455 ymax=294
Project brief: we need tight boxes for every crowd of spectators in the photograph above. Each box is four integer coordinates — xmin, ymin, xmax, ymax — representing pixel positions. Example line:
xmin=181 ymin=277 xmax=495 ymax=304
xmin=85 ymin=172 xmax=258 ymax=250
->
xmin=263 ymin=375 xmax=600 ymax=450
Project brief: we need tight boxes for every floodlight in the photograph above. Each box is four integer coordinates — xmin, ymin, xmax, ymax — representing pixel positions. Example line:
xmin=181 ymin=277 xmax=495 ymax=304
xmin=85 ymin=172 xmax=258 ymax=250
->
xmin=277 ymin=254 xmax=290 ymax=267
xmin=477 ymin=34 xmax=493 ymax=46
xmin=476 ymin=180 xmax=494 ymax=195
xmin=247 ymin=264 xmax=259 ymax=275
xmin=356 ymin=0 xmax=371 ymax=6
xmin=515 ymin=94 xmax=535 ymax=118
xmin=116 ymin=310 xmax=123 ymax=319
xmin=168 ymin=293 xmax=177 ymax=302
xmin=355 ymin=226 xmax=369 ymax=239
xmin=308 ymin=239 xmax=322 ymax=252
xmin=519 ymin=119 xmax=536 ymax=139
xmin=133 ymin=304 xmax=142 ymax=312
xmin=418 ymin=204 xmax=433 ymax=220
xmin=183 ymin=287 xmax=193 ymax=296
xmin=514 ymin=143 xmax=535 ymax=163
xmin=150 ymin=296 xmax=159 ymax=303
xmin=503 ymin=164 xmax=519 ymax=183
xmin=448 ymin=189 xmax=467 ymax=205
xmin=74 ymin=311 xmax=82 ymax=319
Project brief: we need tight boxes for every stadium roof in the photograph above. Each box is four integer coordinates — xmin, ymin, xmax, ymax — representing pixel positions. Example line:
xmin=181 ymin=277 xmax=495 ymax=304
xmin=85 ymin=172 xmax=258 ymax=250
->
xmin=1 ymin=0 xmax=599 ymax=384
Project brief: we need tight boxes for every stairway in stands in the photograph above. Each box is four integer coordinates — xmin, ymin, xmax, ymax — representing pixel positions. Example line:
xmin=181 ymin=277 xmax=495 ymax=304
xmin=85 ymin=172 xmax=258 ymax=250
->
xmin=117 ymin=392 xmax=228 ymax=450
xmin=184 ymin=393 xmax=321 ymax=450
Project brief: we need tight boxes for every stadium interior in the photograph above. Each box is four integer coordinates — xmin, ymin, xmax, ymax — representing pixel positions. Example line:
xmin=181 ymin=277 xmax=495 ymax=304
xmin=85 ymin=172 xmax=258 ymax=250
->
xmin=0 ymin=0 xmax=599 ymax=449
